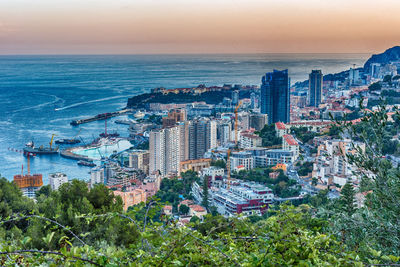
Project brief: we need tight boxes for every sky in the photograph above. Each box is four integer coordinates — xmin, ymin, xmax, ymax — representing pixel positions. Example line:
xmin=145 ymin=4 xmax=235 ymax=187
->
xmin=0 ymin=0 xmax=400 ymax=54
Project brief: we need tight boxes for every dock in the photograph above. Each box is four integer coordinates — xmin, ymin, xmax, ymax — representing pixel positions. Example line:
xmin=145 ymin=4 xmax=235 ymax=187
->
xmin=70 ymin=109 xmax=132 ymax=126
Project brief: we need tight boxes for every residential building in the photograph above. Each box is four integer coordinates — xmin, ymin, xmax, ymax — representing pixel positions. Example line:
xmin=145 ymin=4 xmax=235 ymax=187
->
xmin=113 ymin=189 xmax=147 ymax=211
xmin=149 ymin=126 xmax=182 ymax=176
xmin=180 ymin=158 xmax=212 ymax=173
xmin=201 ymin=166 xmax=225 ymax=182
xmin=217 ymin=121 xmax=232 ymax=146
xmin=309 ymin=70 xmax=323 ymax=107
xmin=162 ymin=108 xmax=187 ymax=128
xmin=260 ymin=69 xmax=290 ymax=123
xmin=250 ymin=92 xmax=258 ymax=109
xmin=192 ymin=179 xmax=274 ymax=217
xmin=230 ymin=151 xmax=254 ymax=171
xmin=312 ymin=139 xmax=366 ymax=187
xmin=239 ymin=133 xmax=262 ymax=149
xmin=90 ymin=166 xmax=105 ymax=186
xmin=128 ymin=150 xmax=149 ymax=174
xmin=249 ymin=113 xmax=268 ymax=131
xmin=282 ymin=134 xmax=300 ymax=160
xmin=48 ymin=172 xmax=68 ymax=191
xmin=13 ymin=174 xmax=43 ymax=199
xmin=255 ymin=149 xmax=295 ymax=167
xmin=188 ymin=205 xmax=207 ymax=218
xmin=274 ymin=122 xmax=288 ymax=138
xmin=232 ymin=90 xmax=239 ymax=106
xmin=187 ymin=119 xmax=214 ymax=160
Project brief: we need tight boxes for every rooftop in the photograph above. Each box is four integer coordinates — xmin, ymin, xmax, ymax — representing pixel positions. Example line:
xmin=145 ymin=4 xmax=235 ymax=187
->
xmin=275 ymin=122 xmax=286 ymax=130
xmin=283 ymin=134 xmax=299 ymax=146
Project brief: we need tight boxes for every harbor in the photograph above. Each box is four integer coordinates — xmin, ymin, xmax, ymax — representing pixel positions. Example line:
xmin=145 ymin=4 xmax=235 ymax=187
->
xmin=70 ymin=109 xmax=132 ymax=126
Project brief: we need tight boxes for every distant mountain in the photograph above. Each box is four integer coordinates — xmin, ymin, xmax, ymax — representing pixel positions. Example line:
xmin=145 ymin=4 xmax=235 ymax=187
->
xmin=363 ymin=46 xmax=400 ymax=71
xmin=294 ymin=46 xmax=400 ymax=88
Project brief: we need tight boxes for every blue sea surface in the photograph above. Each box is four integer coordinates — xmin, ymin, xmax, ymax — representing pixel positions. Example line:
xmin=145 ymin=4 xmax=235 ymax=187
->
xmin=0 ymin=53 xmax=368 ymax=183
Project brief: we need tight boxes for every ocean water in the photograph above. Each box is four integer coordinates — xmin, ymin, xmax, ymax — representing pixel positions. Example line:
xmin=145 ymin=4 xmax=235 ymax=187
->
xmin=0 ymin=53 xmax=369 ymax=183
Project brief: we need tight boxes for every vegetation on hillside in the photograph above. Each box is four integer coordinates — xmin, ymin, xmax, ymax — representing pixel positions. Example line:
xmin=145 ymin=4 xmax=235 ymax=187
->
xmin=0 ymin=104 xmax=398 ymax=265
xmin=256 ymin=124 xmax=282 ymax=147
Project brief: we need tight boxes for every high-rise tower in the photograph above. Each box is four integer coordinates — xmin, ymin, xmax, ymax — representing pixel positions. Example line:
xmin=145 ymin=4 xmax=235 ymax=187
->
xmin=308 ymin=70 xmax=323 ymax=107
xmin=260 ymin=69 xmax=290 ymax=124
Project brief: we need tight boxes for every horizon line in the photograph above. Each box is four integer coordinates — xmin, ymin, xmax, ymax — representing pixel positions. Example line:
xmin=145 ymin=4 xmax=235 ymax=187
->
xmin=0 ymin=51 xmax=373 ymax=57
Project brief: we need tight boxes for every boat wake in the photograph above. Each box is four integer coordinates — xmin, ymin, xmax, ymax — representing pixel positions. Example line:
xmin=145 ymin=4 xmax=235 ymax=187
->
xmin=54 ymin=95 xmax=132 ymax=111
xmin=12 ymin=94 xmax=65 ymax=113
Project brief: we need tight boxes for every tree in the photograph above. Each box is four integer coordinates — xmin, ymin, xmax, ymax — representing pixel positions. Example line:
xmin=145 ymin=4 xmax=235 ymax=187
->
xmin=383 ymin=74 xmax=392 ymax=84
xmin=179 ymin=204 xmax=189 ymax=215
xmin=258 ymin=124 xmax=282 ymax=147
xmin=339 ymin=181 xmax=356 ymax=215
xmin=210 ymin=159 xmax=226 ymax=169
xmin=368 ymin=82 xmax=382 ymax=91
xmin=201 ymin=176 xmax=209 ymax=210
xmin=35 ymin=185 xmax=51 ymax=198
xmin=311 ymin=177 xmax=318 ymax=186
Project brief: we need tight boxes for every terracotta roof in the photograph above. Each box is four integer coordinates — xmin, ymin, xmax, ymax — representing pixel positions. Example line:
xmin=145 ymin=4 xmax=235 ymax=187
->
xmin=164 ymin=205 xmax=172 ymax=210
xmin=275 ymin=122 xmax=286 ymax=130
xmin=189 ymin=205 xmax=206 ymax=212
xmin=283 ymin=134 xmax=299 ymax=146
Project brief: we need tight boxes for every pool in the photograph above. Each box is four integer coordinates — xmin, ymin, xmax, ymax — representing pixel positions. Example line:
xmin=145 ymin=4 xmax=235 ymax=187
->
xmin=73 ymin=139 xmax=133 ymax=160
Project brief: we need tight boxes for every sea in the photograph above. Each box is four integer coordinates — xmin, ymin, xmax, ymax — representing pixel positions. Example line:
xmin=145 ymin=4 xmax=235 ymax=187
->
xmin=0 ymin=53 xmax=369 ymax=183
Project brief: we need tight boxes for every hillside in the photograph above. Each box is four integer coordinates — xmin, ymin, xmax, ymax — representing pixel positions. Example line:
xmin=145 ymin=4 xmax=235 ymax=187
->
xmin=127 ymin=89 xmax=252 ymax=109
xmin=364 ymin=46 xmax=400 ymax=71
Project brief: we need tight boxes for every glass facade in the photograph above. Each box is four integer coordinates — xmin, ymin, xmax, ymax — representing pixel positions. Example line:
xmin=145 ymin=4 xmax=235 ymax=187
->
xmin=260 ymin=69 xmax=290 ymax=124
xmin=308 ymin=70 xmax=323 ymax=107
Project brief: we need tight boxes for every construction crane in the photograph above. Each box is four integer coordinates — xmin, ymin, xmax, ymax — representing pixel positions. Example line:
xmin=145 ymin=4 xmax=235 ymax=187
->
xmin=49 ymin=134 xmax=57 ymax=150
xmin=8 ymin=148 xmax=35 ymax=176
xmin=226 ymin=101 xmax=243 ymax=190
xmin=234 ymin=101 xmax=242 ymax=147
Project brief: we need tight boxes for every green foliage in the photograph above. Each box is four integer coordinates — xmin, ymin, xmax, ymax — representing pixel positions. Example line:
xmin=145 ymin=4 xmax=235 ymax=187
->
xmin=368 ymin=81 xmax=382 ymax=91
xmin=339 ymin=181 xmax=356 ymax=215
xmin=290 ymin=126 xmax=318 ymax=144
xmin=35 ymin=185 xmax=51 ymax=198
xmin=178 ymin=204 xmax=189 ymax=215
xmin=136 ymin=140 xmax=149 ymax=150
xmin=210 ymin=159 xmax=226 ymax=169
xmin=257 ymin=124 xmax=282 ymax=147
xmin=201 ymin=176 xmax=209 ymax=209
xmin=156 ymin=170 xmax=199 ymax=207
xmin=383 ymin=74 xmax=392 ymax=84
xmin=318 ymin=103 xmax=400 ymax=258
xmin=328 ymin=124 xmax=342 ymax=138
xmin=297 ymin=161 xmax=313 ymax=176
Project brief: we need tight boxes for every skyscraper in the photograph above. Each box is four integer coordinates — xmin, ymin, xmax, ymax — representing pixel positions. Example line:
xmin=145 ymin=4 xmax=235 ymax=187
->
xmin=260 ymin=69 xmax=290 ymax=124
xmin=309 ymin=70 xmax=323 ymax=107
xmin=187 ymin=118 xmax=217 ymax=160
xmin=149 ymin=126 xmax=182 ymax=176
xmin=232 ymin=90 xmax=239 ymax=106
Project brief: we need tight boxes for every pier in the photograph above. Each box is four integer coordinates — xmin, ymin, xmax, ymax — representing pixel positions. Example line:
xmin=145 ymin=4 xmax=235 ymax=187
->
xmin=70 ymin=109 xmax=132 ymax=126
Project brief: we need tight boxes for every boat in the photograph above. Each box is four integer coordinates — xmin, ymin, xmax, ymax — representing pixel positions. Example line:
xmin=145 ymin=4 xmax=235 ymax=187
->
xmin=23 ymin=145 xmax=59 ymax=155
xmin=99 ymin=132 xmax=120 ymax=138
xmin=134 ymin=111 xmax=145 ymax=119
xmin=77 ymin=160 xmax=96 ymax=167
xmin=23 ymin=134 xmax=59 ymax=155
xmin=55 ymin=139 xmax=81 ymax=145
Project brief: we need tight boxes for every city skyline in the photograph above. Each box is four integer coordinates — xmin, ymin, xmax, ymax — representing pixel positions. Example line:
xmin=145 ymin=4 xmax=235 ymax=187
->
xmin=1 ymin=0 xmax=400 ymax=55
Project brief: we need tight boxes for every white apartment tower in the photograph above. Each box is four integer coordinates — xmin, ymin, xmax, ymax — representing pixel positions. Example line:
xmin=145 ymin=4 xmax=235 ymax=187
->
xmin=149 ymin=126 xmax=182 ymax=176
xmin=48 ymin=172 xmax=68 ymax=191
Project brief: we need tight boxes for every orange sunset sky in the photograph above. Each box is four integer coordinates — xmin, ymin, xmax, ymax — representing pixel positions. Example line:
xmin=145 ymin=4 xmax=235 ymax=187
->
xmin=0 ymin=0 xmax=399 ymax=54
